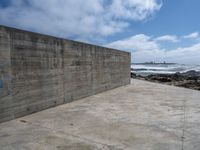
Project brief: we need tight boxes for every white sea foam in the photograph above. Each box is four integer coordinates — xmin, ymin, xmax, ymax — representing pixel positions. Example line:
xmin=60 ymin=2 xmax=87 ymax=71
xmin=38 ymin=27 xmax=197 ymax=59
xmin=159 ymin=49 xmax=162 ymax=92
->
xmin=131 ymin=64 xmax=200 ymax=75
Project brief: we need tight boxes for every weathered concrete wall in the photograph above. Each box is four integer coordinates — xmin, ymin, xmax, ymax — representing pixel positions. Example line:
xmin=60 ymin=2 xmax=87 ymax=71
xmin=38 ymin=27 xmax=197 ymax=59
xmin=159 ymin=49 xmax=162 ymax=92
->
xmin=0 ymin=25 xmax=130 ymax=123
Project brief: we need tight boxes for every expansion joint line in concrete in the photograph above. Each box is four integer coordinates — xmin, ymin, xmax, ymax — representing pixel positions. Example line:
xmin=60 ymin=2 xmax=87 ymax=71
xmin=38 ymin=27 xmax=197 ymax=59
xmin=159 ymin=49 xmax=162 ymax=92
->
xmin=181 ymin=98 xmax=187 ymax=150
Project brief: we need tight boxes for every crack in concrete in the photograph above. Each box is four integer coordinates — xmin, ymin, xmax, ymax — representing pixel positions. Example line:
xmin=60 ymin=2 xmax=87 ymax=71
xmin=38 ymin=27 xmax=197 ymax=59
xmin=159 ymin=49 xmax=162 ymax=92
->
xmin=181 ymin=98 xmax=187 ymax=150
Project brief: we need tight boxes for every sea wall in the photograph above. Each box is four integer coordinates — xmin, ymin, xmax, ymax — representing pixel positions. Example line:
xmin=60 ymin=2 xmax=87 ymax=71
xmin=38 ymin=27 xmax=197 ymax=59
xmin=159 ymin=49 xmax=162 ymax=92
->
xmin=0 ymin=25 xmax=130 ymax=123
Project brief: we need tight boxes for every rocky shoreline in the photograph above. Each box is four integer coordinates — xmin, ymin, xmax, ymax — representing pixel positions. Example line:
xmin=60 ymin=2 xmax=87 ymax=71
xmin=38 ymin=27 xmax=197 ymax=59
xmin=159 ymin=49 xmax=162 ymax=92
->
xmin=131 ymin=70 xmax=200 ymax=91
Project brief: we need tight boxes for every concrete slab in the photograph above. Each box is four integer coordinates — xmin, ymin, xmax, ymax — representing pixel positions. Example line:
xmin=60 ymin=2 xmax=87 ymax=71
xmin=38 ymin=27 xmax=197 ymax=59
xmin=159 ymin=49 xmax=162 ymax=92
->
xmin=0 ymin=79 xmax=200 ymax=150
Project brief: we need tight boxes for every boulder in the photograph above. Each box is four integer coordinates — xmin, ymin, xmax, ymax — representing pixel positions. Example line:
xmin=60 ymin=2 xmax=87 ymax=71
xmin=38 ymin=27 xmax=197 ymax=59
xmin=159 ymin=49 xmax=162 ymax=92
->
xmin=131 ymin=72 xmax=136 ymax=78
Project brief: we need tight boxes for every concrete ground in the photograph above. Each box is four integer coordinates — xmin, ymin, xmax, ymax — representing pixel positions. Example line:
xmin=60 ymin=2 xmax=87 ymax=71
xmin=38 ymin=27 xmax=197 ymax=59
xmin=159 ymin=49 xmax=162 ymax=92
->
xmin=0 ymin=79 xmax=200 ymax=150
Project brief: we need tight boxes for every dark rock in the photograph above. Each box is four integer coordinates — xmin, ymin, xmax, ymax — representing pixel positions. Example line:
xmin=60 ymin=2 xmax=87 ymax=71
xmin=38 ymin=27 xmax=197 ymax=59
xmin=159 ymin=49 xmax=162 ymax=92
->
xmin=186 ymin=76 xmax=199 ymax=80
xmin=172 ymin=73 xmax=183 ymax=81
xmin=134 ymin=70 xmax=200 ymax=90
xmin=148 ymin=76 xmax=172 ymax=82
xmin=182 ymin=70 xmax=200 ymax=77
xmin=131 ymin=72 xmax=136 ymax=78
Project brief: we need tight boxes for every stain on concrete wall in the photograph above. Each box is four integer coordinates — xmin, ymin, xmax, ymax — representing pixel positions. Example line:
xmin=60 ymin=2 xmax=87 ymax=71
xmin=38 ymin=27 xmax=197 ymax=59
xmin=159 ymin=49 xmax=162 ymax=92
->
xmin=0 ymin=25 xmax=131 ymax=123
xmin=0 ymin=79 xmax=3 ymax=92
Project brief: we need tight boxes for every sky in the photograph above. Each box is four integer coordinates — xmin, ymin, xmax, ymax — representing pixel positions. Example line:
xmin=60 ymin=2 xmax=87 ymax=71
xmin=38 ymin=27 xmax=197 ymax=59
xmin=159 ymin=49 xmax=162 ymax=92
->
xmin=0 ymin=0 xmax=200 ymax=64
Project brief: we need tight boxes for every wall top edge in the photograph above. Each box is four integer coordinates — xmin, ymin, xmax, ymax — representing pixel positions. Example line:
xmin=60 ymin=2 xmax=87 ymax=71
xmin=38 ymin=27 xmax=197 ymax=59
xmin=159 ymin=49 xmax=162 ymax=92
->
xmin=0 ymin=25 xmax=130 ymax=55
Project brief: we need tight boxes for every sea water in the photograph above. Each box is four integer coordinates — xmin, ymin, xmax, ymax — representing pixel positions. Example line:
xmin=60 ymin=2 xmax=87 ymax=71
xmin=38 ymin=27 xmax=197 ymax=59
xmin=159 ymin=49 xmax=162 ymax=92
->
xmin=131 ymin=63 xmax=200 ymax=76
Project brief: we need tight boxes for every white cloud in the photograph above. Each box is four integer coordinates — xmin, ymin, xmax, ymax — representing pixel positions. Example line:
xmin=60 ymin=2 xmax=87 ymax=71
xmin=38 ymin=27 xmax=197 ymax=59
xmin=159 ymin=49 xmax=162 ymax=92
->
xmin=106 ymin=34 xmax=159 ymax=51
xmin=164 ymin=43 xmax=200 ymax=64
xmin=183 ymin=32 xmax=199 ymax=39
xmin=0 ymin=0 xmax=162 ymax=40
xmin=106 ymin=34 xmax=179 ymax=53
xmin=109 ymin=0 xmax=162 ymax=21
xmin=106 ymin=34 xmax=200 ymax=64
xmin=134 ymin=43 xmax=200 ymax=64
xmin=155 ymin=35 xmax=179 ymax=42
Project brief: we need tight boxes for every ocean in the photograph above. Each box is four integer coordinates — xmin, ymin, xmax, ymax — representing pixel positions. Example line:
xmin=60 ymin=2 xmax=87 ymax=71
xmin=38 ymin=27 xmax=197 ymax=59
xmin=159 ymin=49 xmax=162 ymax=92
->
xmin=131 ymin=63 xmax=200 ymax=76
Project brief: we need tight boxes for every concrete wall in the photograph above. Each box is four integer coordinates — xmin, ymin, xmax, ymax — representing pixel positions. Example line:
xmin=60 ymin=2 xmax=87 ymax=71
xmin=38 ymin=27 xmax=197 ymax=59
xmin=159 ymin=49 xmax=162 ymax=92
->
xmin=0 ymin=25 xmax=130 ymax=123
